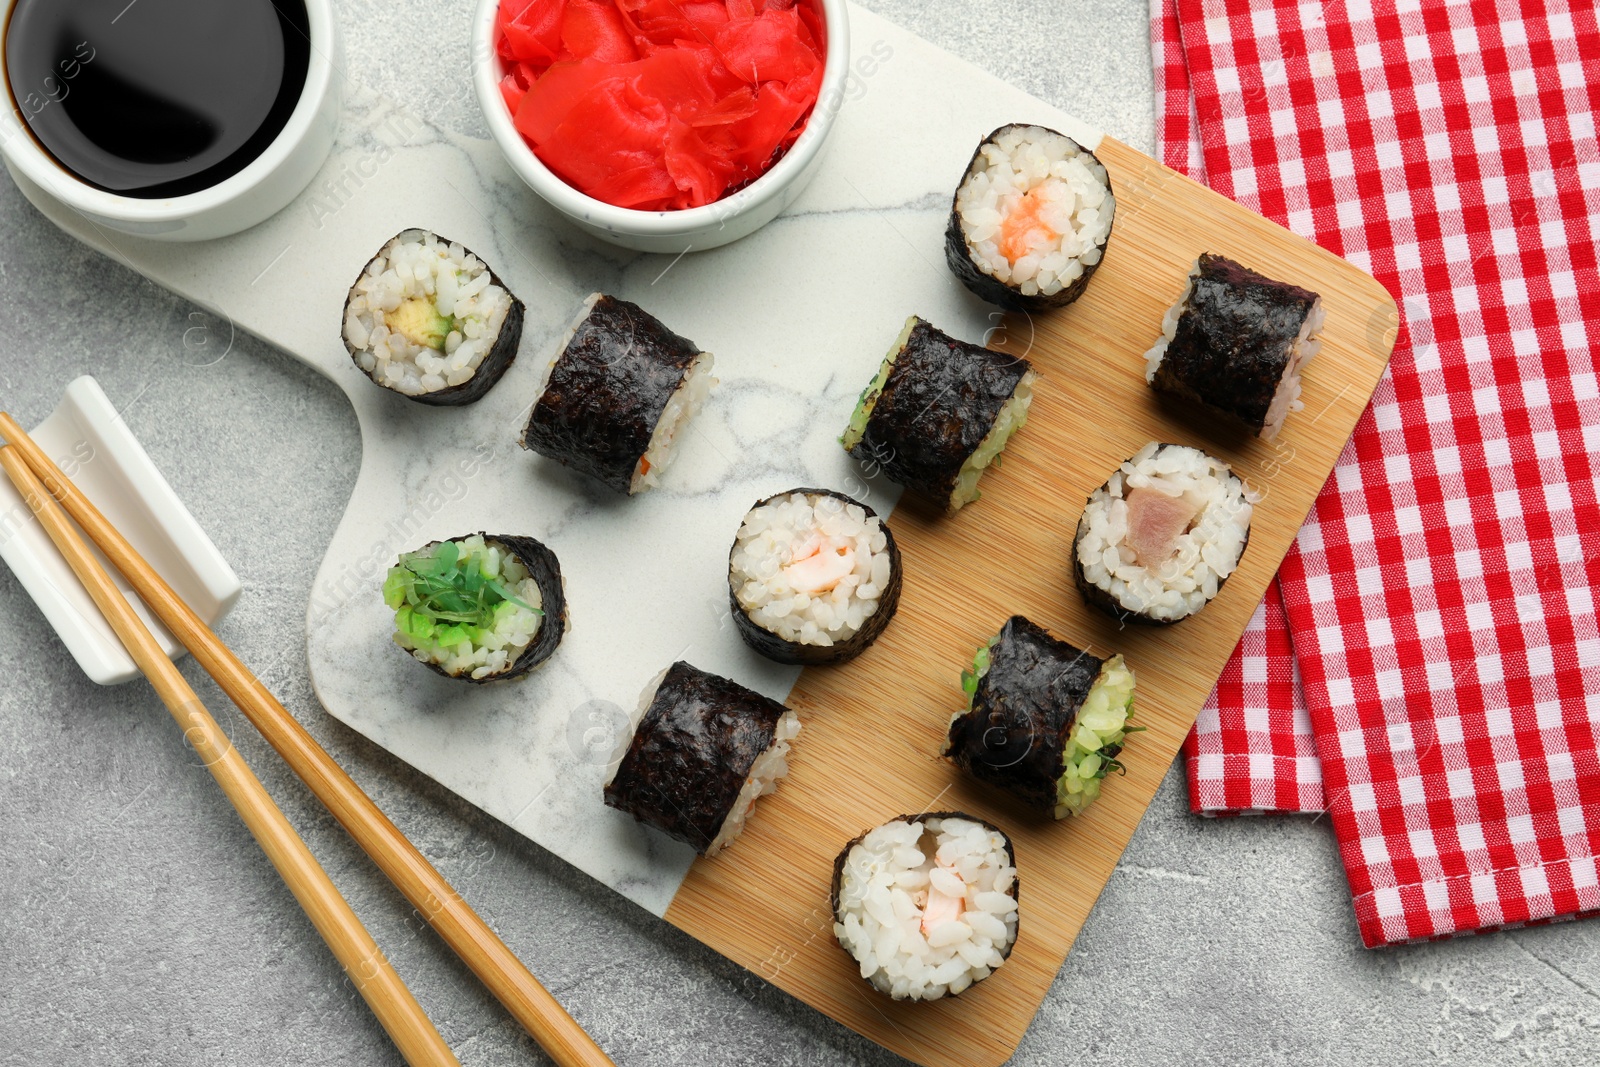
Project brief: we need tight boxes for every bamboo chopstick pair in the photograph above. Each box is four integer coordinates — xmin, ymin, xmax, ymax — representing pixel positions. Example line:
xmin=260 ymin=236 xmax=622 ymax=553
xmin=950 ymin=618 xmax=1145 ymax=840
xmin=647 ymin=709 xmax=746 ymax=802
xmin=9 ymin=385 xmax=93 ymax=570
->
xmin=0 ymin=414 xmax=613 ymax=1067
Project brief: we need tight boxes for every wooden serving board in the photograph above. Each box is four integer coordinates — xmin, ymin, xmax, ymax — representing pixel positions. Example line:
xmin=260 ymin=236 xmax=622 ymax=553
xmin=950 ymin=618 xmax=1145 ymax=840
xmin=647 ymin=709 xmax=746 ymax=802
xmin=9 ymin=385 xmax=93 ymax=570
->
xmin=12 ymin=6 xmax=1393 ymax=1063
xmin=664 ymin=137 xmax=1394 ymax=1066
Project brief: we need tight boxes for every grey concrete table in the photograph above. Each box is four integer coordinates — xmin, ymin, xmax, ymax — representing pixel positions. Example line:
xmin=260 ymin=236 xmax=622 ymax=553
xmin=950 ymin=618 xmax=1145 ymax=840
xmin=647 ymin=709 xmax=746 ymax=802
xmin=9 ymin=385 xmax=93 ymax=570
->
xmin=3 ymin=2 xmax=1599 ymax=1064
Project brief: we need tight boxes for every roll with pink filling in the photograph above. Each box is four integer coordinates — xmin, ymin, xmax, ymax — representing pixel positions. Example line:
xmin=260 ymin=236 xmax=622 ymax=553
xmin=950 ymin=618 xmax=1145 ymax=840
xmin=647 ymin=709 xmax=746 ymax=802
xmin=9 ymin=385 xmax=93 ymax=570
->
xmin=1073 ymin=442 xmax=1254 ymax=624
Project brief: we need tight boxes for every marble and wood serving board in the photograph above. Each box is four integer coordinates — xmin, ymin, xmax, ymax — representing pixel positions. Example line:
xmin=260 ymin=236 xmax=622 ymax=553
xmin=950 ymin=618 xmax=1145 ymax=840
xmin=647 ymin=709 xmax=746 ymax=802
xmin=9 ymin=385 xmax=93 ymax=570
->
xmin=17 ymin=5 xmax=1395 ymax=1063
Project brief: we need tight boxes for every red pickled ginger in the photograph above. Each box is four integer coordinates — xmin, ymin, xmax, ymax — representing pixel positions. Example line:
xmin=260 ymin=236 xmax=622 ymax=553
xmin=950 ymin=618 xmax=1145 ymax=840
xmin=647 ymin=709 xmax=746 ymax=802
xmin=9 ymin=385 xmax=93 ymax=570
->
xmin=495 ymin=0 xmax=825 ymax=210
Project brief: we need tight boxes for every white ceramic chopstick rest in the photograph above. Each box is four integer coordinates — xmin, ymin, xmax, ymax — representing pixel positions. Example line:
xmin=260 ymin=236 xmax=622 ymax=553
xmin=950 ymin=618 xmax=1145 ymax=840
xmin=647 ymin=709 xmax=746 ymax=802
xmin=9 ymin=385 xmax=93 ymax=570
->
xmin=0 ymin=376 xmax=239 ymax=683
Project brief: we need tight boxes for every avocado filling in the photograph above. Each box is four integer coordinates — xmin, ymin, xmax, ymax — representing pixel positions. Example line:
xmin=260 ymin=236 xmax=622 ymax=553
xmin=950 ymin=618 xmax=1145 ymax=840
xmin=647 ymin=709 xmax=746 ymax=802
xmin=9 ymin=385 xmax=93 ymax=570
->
xmin=1054 ymin=654 xmax=1136 ymax=817
xmin=386 ymin=297 xmax=455 ymax=351
xmin=959 ymin=637 xmax=996 ymax=706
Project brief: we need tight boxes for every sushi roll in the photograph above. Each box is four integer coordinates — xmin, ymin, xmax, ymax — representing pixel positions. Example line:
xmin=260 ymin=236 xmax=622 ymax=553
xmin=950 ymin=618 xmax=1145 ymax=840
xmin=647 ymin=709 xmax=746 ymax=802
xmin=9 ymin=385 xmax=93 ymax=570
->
xmin=831 ymin=813 xmax=1019 ymax=1001
xmin=1073 ymin=442 xmax=1253 ymax=624
xmin=383 ymin=532 xmax=566 ymax=682
xmin=1145 ymin=253 xmax=1325 ymax=440
xmin=944 ymin=616 xmax=1137 ymax=818
xmin=727 ymin=489 xmax=903 ymax=666
xmin=945 ymin=124 xmax=1116 ymax=312
xmin=841 ymin=316 xmax=1035 ymax=511
xmin=603 ymin=661 xmax=799 ymax=856
xmin=343 ymin=229 xmax=524 ymax=405
xmin=520 ymin=294 xmax=715 ymax=494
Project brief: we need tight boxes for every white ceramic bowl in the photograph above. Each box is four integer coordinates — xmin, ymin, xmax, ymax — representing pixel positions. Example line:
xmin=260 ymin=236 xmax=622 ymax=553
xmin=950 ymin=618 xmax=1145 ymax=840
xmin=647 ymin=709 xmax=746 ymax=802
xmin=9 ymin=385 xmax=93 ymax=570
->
xmin=472 ymin=0 xmax=849 ymax=254
xmin=0 ymin=0 xmax=341 ymax=242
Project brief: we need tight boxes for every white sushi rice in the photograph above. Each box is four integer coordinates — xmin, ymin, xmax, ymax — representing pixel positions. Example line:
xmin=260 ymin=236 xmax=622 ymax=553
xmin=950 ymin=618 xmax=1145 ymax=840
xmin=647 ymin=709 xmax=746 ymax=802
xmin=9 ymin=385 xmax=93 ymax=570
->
xmin=605 ymin=666 xmax=800 ymax=857
xmin=949 ymin=369 xmax=1036 ymax=509
xmin=730 ymin=491 xmax=893 ymax=649
xmin=1142 ymin=273 xmax=1192 ymax=380
xmin=604 ymin=664 xmax=673 ymax=792
xmin=534 ymin=292 xmax=604 ymax=402
xmin=833 ymin=815 xmax=1019 ymax=1001
xmin=1075 ymin=443 xmax=1254 ymax=623
xmin=954 ymin=125 xmax=1115 ymax=299
xmin=706 ymin=711 xmax=800 ymax=856
xmin=1261 ymin=300 xmax=1325 ymax=439
xmin=393 ymin=535 xmax=544 ymax=680
xmin=345 ymin=229 xmax=514 ymax=397
xmin=1144 ymin=259 xmax=1327 ymax=441
xmin=632 ymin=351 xmax=715 ymax=493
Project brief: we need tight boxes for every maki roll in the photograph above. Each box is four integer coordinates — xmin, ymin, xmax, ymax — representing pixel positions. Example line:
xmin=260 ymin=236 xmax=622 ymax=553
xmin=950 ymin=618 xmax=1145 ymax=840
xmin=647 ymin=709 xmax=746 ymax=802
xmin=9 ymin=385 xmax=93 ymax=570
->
xmin=1145 ymin=253 xmax=1325 ymax=440
xmin=1074 ymin=443 xmax=1253 ymax=624
xmin=945 ymin=124 xmax=1115 ymax=312
xmin=604 ymin=661 xmax=799 ymax=856
xmin=727 ymin=489 xmax=902 ymax=666
xmin=831 ymin=813 xmax=1019 ymax=1001
xmin=343 ymin=229 xmax=524 ymax=405
xmin=520 ymin=294 xmax=715 ymax=494
xmin=841 ymin=316 xmax=1034 ymax=511
xmin=945 ymin=616 xmax=1137 ymax=818
xmin=383 ymin=532 xmax=566 ymax=681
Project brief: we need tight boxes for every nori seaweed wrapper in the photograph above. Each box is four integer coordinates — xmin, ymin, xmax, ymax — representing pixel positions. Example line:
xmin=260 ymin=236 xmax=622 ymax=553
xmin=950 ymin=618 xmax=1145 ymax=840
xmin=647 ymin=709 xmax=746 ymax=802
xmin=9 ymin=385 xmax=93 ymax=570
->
xmin=1150 ymin=253 xmax=1320 ymax=431
xmin=944 ymin=124 xmax=1115 ymax=312
xmin=403 ymin=532 xmax=568 ymax=683
xmin=520 ymin=294 xmax=704 ymax=493
xmin=604 ymin=661 xmax=786 ymax=854
xmin=1072 ymin=555 xmax=1186 ymax=627
xmin=845 ymin=318 xmax=1030 ymax=507
xmin=830 ymin=811 xmax=1020 ymax=962
xmin=344 ymin=231 xmax=525 ymax=407
xmin=728 ymin=488 xmax=903 ymax=667
xmin=945 ymin=617 xmax=1106 ymax=814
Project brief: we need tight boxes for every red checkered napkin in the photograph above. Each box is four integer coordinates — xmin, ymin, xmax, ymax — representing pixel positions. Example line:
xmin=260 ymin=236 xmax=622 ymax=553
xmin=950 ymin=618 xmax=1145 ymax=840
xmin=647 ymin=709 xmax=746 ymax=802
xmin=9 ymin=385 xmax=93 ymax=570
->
xmin=1153 ymin=0 xmax=1600 ymax=945
xmin=1185 ymin=583 xmax=1325 ymax=814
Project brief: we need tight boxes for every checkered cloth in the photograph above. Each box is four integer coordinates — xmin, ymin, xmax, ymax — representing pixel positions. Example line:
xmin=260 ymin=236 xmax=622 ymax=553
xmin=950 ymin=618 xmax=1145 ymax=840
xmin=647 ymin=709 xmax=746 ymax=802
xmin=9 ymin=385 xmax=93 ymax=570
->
xmin=1154 ymin=0 xmax=1600 ymax=945
xmin=1186 ymin=584 xmax=1325 ymax=813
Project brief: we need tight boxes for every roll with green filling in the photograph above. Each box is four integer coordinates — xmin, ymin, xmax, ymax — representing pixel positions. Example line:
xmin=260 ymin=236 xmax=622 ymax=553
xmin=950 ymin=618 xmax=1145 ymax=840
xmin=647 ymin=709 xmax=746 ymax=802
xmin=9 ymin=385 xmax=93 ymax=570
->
xmin=382 ymin=532 xmax=567 ymax=682
xmin=841 ymin=316 xmax=1034 ymax=512
xmin=943 ymin=616 xmax=1136 ymax=817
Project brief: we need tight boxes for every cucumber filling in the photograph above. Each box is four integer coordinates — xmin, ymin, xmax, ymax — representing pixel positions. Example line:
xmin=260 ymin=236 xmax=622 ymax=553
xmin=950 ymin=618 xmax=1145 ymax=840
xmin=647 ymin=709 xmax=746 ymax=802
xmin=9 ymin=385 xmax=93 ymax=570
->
xmin=841 ymin=315 xmax=918 ymax=452
xmin=1054 ymin=654 xmax=1136 ymax=817
xmin=948 ymin=370 xmax=1035 ymax=510
xmin=942 ymin=636 xmax=999 ymax=748
xmin=384 ymin=534 xmax=544 ymax=680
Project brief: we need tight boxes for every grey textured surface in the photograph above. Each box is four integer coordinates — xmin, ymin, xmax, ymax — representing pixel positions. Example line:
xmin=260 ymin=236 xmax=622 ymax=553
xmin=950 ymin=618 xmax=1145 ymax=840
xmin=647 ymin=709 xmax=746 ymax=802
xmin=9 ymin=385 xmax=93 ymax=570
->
xmin=3 ymin=1 xmax=1599 ymax=1065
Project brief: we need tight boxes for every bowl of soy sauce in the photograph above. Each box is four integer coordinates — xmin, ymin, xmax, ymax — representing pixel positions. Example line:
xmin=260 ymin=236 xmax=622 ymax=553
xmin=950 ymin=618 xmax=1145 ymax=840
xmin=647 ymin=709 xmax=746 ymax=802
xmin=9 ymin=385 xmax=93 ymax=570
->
xmin=0 ymin=0 xmax=339 ymax=241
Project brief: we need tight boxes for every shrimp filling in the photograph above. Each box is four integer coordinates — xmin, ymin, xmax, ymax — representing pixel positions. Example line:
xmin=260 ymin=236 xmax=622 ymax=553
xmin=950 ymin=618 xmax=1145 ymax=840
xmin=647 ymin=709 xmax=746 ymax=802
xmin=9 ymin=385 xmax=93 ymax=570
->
xmin=783 ymin=534 xmax=857 ymax=595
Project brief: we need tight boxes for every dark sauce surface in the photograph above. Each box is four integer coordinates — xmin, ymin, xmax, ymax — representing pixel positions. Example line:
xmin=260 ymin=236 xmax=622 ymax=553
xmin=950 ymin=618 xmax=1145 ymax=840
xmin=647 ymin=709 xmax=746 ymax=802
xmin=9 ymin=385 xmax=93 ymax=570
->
xmin=5 ymin=0 xmax=311 ymax=198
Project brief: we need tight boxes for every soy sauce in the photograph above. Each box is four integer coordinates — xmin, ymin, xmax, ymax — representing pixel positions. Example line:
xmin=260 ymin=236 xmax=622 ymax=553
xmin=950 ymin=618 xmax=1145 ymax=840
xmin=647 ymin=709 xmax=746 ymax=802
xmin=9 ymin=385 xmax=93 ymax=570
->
xmin=5 ymin=0 xmax=311 ymax=198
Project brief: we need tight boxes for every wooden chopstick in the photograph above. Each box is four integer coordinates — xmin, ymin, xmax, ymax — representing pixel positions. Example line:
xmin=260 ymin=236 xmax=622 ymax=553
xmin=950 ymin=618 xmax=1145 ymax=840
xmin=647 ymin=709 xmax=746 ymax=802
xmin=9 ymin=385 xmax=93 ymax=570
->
xmin=0 ymin=413 xmax=615 ymax=1067
xmin=0 ymin=445 xmax=460 ymax=1067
